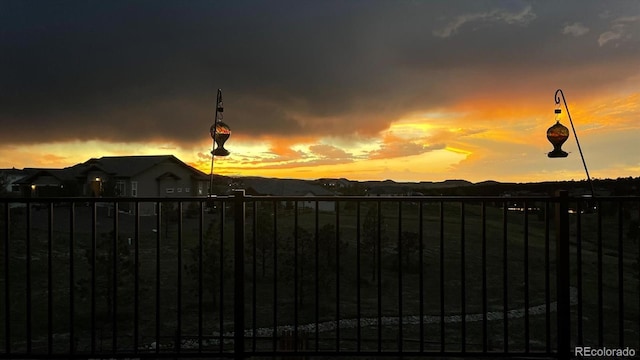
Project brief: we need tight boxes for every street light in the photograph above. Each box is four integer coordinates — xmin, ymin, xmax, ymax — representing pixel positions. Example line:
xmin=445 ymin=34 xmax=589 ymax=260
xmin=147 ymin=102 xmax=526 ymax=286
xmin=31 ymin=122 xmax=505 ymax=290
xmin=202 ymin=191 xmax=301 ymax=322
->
xmin=547 ymin=88 xmax=595 ymax=197
xmin=209 ymin=89 xmax=231 ymax=195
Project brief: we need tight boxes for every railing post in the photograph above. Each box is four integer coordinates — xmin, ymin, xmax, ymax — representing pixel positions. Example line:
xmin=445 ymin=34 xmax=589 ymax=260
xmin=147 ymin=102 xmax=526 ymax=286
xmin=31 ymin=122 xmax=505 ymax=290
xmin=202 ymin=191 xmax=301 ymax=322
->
xmin=555 ymin=190 xmax=571 ymax=359
xmin=233 ymin=189 xmax=246 ymax=359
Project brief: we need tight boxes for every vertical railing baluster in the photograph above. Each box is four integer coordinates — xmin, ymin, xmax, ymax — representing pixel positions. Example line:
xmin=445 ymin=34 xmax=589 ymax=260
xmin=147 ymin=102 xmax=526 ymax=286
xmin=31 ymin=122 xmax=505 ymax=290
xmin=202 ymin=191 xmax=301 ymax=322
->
xmin=336 ymin=200 xmax=341 ymax=352
xmin=262 ymin=202 xmax=266 ymax=279
xmin=252 ymin=201 xmax=257 ymax=353
xmin=293 ymin=200 xmax=299 ymax=351
xmin=134 ymin=202 xmax=140 ymax=354
xmin=113 ymin=202 xmax=118 ymax=352
xmin=3 ymin=202 xmax=10 ymax=356
xmin=460 ymin=201 xmax=466 ymax=352
xmin=576 ymin=201 xmax=583 ymax=347
xmin=233 ymin=189 xmax=246 ymax=360
xmin=502 ymin=201 xmax=508 ymax=352
xmin=315 ymin=200 xmax=320 ymax=351
xmin=439 ymin=201 xmax=445 ymax=352
xmin=272 ymin=201 xmax=278 ymax=352
xmin=47 ymin=203 xmax=53 ymax=355
xmin=377 ymin=200 xmax=382 ymax=353
xmin=91 ymin=202 xmax=97 ymax=354
xmin=356 ymin=200 xmax=361 ymax=352
xmin=544 ymin=201 xmax=551 ymax=353
xmin=26 ymin=203 xmax=32 ymax=353
xmin=556 ymin=190 xmax=570 ymax=360
xmin=198 ymin=201 xmax=204 ymax=353
xmin=155 ymin=201 xmax=161 ymax=355
xmin=397 ymin=201 xmax=403 ymax=353
xmin=177 ymin=201 xmax=183 ymax=354
xmin=219 ymin=201 xmax=225 ymax=352
xmin=617 ymin=200 xmax=624 ymax=347
xmin=69 ymin=202 xmax=75 ymax=354
xmin=597 ymin=201 xmax=603 ymax=347
xmin=481 ymin=201 xmax=487 ymax=353
xmin=524 ymin=201 xmax=530 ymax=353
xmin=419 ymin=201 xmax=424 ymax=353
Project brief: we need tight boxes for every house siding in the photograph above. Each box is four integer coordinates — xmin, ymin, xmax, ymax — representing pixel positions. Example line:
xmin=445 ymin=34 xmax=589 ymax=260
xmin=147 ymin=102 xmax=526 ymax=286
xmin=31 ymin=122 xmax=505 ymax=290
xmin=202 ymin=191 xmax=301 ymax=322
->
xmin=130 ymin=160 xmax=208 ymax=215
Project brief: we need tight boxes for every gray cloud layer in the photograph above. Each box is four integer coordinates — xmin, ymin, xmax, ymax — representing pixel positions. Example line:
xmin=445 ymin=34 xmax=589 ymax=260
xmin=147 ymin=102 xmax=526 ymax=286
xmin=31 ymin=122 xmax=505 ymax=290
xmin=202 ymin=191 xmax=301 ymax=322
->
xmin=1 ymin=0 xmax=638 ymax=145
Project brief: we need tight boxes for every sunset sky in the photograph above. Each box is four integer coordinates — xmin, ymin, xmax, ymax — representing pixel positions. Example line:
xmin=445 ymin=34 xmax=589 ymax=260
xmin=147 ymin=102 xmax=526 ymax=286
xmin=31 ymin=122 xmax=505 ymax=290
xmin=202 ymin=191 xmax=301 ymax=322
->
xmin=1 ymin=1 xmax=639 ymax=183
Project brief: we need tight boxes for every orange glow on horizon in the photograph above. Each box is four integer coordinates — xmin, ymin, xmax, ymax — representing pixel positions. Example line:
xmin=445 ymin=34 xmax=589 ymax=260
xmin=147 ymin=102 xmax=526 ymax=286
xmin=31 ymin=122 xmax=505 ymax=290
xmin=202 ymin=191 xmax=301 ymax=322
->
xmin=2 ymin=90 xmax=638 ymax=183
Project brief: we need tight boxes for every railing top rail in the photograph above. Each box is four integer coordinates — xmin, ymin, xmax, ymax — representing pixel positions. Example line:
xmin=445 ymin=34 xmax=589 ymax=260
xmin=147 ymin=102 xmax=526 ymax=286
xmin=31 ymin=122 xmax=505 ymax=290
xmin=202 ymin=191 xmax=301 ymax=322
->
xmin=234 ymin=195 xmax=561 ymax=202
xmin=1 ymin=194 xmax=639 ymax=203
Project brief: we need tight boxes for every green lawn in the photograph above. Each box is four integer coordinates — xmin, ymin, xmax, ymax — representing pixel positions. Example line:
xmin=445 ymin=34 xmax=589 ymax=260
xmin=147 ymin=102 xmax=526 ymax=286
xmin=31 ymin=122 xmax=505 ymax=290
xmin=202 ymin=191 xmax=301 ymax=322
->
xmin=1 ymin=198 xmax=638 ymax=354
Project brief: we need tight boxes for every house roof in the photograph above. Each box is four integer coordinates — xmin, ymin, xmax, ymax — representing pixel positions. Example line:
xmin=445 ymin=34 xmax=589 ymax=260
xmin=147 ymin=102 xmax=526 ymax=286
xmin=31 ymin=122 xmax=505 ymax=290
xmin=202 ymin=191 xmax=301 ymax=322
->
xmin=15 ymin=168 xmax=78 ymax=184
xmin=0 ymin=168 xmax=27 ymax=176
xmin=74 ymin=155 xmax=208 ymax=179
xmin=16 ymin=155 xmax=208 ymax=184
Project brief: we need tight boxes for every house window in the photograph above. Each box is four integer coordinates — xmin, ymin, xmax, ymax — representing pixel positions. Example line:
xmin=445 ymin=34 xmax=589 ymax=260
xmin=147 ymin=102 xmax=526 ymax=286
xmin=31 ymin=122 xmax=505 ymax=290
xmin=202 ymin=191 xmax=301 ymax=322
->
xmin=185 ymin=187 xmax=191 ymax=194
xmin=166 ymin=188 xmax=174 ymax=194
xmin=131 ymin=181 xmax=138 ymax=197
xmin=198 ymin=183 xmax=203 ymax=195
xmin=177 ymin=187 xmax=182 ymax=193
xmin=115 ymin=181 xmax=126 ymax=196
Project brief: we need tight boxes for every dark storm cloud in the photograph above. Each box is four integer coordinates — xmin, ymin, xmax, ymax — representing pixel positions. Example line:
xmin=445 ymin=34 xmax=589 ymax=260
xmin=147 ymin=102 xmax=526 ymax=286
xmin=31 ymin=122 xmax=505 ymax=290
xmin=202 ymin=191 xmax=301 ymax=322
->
xmin=1 ymin=0 xmax=638 ymax=145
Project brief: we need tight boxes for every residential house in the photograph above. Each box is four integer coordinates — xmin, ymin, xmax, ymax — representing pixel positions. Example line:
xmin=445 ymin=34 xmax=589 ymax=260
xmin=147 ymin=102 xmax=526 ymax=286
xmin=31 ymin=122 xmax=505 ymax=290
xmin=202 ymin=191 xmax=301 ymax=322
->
xmin=240 ymin=177 xmax=336 ymax=212
xmin=12 ymin=168 xmax=80 ymax=197
xmin=14 ymin=155 xmax=210 ymax=215
xmin=71 ymin=155 xmax=210 ymax=198
xmin=318 ymin=178 xmax=352 ymax=189
xmin=0 ymin=168 xmax=30 ymax=196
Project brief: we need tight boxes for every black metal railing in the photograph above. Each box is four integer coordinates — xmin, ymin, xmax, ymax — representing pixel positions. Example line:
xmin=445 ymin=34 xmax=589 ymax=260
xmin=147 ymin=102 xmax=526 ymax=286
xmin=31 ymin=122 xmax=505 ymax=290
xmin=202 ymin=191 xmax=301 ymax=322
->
xmin=1 ymin=190 xmax=639 ymax=359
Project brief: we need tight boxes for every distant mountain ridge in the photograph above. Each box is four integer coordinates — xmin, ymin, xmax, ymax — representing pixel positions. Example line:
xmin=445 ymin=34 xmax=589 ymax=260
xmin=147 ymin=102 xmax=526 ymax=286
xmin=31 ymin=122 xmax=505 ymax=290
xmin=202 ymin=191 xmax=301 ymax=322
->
xmin=224 ymin=175 xmax=639 ymax=197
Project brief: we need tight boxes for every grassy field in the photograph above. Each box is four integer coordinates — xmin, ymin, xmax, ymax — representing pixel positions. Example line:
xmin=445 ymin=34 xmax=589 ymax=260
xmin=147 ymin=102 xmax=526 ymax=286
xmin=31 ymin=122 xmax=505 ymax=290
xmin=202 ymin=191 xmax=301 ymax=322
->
xmin=1 ymin=198 xmax=638 ymax=355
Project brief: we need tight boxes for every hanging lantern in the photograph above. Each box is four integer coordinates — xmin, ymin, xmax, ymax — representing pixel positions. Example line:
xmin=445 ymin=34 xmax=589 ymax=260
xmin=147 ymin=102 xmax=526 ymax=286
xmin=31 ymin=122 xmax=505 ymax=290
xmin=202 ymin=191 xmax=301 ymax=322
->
xmin=547 ymin=108 xmax=569 ymax=158
xmin=210 ymin=121 xmax=231 ymax=156
xmin=547 ymin=89 xmax=596 ymax=198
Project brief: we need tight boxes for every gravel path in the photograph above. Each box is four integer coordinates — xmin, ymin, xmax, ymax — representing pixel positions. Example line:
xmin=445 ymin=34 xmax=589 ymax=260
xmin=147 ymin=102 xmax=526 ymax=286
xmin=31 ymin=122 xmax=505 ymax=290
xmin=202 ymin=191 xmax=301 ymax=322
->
xmin=150 ymin=287 xmax=578 ymax=349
